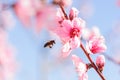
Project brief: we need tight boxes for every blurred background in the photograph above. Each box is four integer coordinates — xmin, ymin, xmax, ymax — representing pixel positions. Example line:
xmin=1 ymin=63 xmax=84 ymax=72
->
xmin=0 ymin=0 xmax=120 ymax=80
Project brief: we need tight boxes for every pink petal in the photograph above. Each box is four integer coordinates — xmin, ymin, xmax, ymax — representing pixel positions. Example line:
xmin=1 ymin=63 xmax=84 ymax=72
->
xmin=72 ymin=18 xmax=86 ymax=29
xmin=72 ymin=55 xmax=82 ymax=66
xmin=96 ymin=55 xmax=105 ymax=67
xmin=82 ymin=28 xmax=91 ymax=40
xmin=61 ymin=42 xmax=72 ymax=58
xmin=87 ymin=36 xmax=107 ymax=54
xmin=89 ymin=27 xmax=101 ymax=40
xmin=35 ymin=6 xmax=56 ymax=33
xmin=51 ymin=26 xmax=70 ymax=43
xmin=13 ymin=0 xmax=34 ymax=26
xmin=56 ymin=8 xmax=64 ymax=21
xmin=96 ymin=55 xmax=105 ymax=70
xmin=70 ymin=36 xmax=80 ymax=49
xmin=72 ymin=55 xmax=88 ymax=80
xmin=86 ymin=42 xmax=92 ymax=54
xmin=79 ymin=73 xmax=88 ymax=80
xmin=62 ymin=20 xmax=73 ymax=30
xmin=69 ymin=7 xmax=79 ymax=20
xmin=92 ymin=43 xmax=107 ymax=53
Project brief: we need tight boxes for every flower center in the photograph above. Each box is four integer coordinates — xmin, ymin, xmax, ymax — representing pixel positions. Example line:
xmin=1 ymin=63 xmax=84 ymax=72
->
xmin=70 ymin=28 xmax=80 ymax=38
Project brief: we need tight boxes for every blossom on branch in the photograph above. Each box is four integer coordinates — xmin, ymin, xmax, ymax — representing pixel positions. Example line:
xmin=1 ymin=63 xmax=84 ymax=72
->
xmin=72 ymin=55 xmax=88 ymax=80
xmin=96 ymin=55 xmax=105 ymax=72
xmin=51 ymin=7 xmax=85 ymax=58
xmin=82 ymin=26 xmax=100 ymax=40
xmin=69 ymin=7 xmax=79 ymax=20
xmin=86 ymin=36 xmax=107 ymax=54
xmin=61 ymin=36 xmax=80 ymax=57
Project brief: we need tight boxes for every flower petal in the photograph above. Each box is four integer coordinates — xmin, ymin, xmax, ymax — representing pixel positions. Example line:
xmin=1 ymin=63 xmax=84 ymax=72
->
xmin=61 ymin=42 xmax=72 ymax=58
xmin=70 ymin=36 xmax=80 ymax=49
xmin=62 ymin=20 xmax=73 ymax=30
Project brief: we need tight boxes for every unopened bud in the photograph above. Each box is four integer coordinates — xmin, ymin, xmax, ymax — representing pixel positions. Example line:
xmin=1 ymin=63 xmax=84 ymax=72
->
xmin=69 ymin=7 xmax=79 ymax=20
xmin=96 ymin=55 xmax=105 ymax=72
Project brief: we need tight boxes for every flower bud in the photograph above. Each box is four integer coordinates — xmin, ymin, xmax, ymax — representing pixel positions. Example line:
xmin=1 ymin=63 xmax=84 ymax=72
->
xmin=86 ymin=36 xmax=107 ymax=54
xmin=96 ymin=55 xmax=105 ymax=72
xmin=69 ymin=7 xmax=79 ymax=20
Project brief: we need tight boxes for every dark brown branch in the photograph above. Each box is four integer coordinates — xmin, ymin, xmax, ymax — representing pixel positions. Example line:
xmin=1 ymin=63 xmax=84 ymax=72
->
xmin=58 ymin=4 xmax=68 ymax=19
xmin=80 ymin=43 xmax=106 ymax=80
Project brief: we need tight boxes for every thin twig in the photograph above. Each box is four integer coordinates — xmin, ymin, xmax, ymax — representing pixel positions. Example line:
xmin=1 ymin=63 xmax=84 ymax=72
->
xmin=80 ymin=43 xmax=105 ymax=80
xmin=0 ymin=4 xmax=13 ymax=12
xmin=104 ymin=53 xmax=120 ymax=66
xmin=58 ymin=4 xmax=68 ymax=19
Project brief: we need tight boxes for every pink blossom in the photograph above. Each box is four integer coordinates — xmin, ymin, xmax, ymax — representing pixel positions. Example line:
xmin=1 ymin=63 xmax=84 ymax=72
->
xmin=35 ymin=5 xmax=56 ymax=33
xmin=56 ymin=18 xmax=85 ymax=57
xmin=13 ymin=0 xmax=42 ymax=26
xmin=52 ymin=7 xmax=85 ymax=58
xmin=54 ymin=18 xmax=85 ymax=43
xmin=13 ymin=0 xmax=56 ymax=32
xmin=69 ymin=7 xmax=79 ymax=20
xmin=96 ymin=55 xmax=105 ymax=71
xmin=13 ymin=0 xmax=34 ymax=26
xmin=72 ymin=55 xmax=88 ymax=80
xmin=69 ymin=36 xmax=80 ymax=49
xmin=61 ymin=36 xmax=80 ymax=58
xmin=61 ymin=42 xmax=72 ymax=58
xmin=86 ymin=36 xmax=107 ymax=54
xmin=82 ymin=27 xmax=100 ymax=40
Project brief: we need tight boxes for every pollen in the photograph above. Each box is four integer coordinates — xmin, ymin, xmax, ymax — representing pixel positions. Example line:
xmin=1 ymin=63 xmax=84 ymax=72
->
xmin=70 ymin=28 xmax=80 ymax=38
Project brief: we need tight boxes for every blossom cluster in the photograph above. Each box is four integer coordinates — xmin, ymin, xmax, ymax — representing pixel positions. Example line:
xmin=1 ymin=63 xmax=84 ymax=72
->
xmin=52 ymin=7 xmax=85 ymax=58
xmin=0 ymin=0 xmax=107 ymax=80
xmin=13 ymin=0 xmax=56 ymax=32
xmin=52 ymin=7 xmax=107 ymax=55
xmin=51 ymin=6 xmax=107 ymax=80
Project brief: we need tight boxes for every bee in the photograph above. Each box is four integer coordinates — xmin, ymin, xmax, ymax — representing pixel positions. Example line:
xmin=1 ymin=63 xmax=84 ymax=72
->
xmin=44 ymin=40 xmax=55 ymax=48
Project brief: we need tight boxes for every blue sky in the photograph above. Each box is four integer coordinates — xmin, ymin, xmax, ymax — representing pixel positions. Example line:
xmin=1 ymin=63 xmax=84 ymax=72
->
xmin=1 ymin=0 xmax=120 ymax=80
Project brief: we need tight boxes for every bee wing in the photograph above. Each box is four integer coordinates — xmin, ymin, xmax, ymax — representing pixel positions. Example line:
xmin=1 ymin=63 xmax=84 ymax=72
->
xmin=44 ymin=43 xmax=49 ymax=47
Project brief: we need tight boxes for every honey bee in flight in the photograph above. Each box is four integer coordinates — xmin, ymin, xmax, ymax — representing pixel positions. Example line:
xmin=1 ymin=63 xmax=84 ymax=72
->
xmin=44 ymin=40 xmax=55 ymax=48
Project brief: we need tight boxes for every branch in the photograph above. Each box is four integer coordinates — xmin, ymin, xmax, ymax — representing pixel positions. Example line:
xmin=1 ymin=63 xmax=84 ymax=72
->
xmin=0 ymin=3 xmax=13 ymax=12
xmin=80 ymin=43 xmax=106 ymax=80
xmin=58 ymin=4 xmax=68 ymax=19
xmin=104 ymin=53 xmax=120 ymax=66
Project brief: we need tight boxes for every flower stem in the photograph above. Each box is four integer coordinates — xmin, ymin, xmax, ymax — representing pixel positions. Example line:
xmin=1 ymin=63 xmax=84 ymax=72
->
xmin=80 ymin=43 xmax=105 ymax=80
xmin=58 ymin=4 xmax=68 ymax=19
